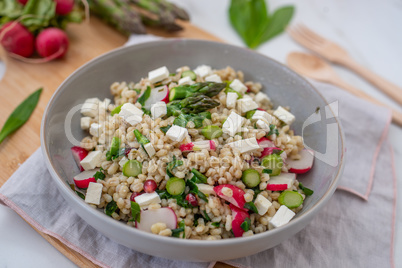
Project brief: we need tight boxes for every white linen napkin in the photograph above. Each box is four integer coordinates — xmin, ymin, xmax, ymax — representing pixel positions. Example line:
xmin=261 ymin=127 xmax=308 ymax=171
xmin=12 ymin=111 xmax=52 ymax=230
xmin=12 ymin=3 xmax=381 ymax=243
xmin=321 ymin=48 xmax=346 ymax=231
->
xmin=0 ymin=36 xmax=395 ymax=268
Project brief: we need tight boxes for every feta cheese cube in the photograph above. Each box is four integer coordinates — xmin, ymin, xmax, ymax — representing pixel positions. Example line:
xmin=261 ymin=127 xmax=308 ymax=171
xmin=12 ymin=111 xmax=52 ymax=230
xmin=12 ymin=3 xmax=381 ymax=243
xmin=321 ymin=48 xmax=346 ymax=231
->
xmin=150 ymin=101 xmax=167 ymax=119
xmin=119 ymin=156 xmax=129 ymax=168
xmin=89 ymin=123 xmax=102 ymax=137
xmin=205 ymin=74 xmax=222 ymax=83
xmin=148 ymin=66 xmax=170 ymax=84
xmin=227 ymin=137 xmax=260 ymax=154
xmin=119 ymin=103 xmax=144 ymax=126
xmin=252 ymin=110 xmax=274 ymax=124
xmin=134 ymin=192 xmax=161 ymax=208
xmin=256 ymin=119 xmax=270 ymax=131
xmin=196 ymin=184 xmax=216 ymax=195
xmin=80 ymin=151 xmax=103 ymax=171
xmin=193 ymin=65 xmax=212 ymax=78
xmin=81 ymin=98 xmax=99 ymax=117
xmin=80 ymin=117 xmax=91 ymax=130
xmin=273 ymin=106 xmax=295 ymax=125
xmin=255 ymin=92 xmax=271 ymax=104
xmin=85 ymin=182 xmax=103 ymax=205
xmin=236 ymin=98 xmax=259 ymax=114
xmin=222 ymin=111 xmax=245 ymax=136
xmin=242 ymin=94 xmax=252 ymax=100
xmin=226 ymin=92 xmax=238 ymax=109
xmin=178 ymin=76 xmax=195 ymax=85
xmin=166 ymin=125 xmax=188 ymax=142
xmin=269 ymin=205 xmax=295 ymax=229
xmin=144 ymin=143 xmax=156 ymax=157
xmin=230 ymin=79 xmax=248 ymax=94
xmin=254 ymin=194 xmax=272 ymax=215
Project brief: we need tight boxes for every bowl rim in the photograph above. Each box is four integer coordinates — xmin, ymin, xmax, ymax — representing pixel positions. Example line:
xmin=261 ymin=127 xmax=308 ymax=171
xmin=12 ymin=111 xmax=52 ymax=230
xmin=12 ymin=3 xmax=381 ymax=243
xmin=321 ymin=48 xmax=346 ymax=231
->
xmin=40 ymin=38 xmax=345 ymax=247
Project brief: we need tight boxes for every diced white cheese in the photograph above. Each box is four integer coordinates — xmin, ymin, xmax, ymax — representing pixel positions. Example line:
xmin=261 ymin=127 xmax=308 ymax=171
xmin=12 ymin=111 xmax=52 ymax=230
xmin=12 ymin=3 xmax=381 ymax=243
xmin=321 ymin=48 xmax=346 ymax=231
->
xmin=74 ymin=168 xmax=100 ymax=182
xmin=84 ymin=182 xmax=103 ymax=205
xmin=227 ymin=137 xmax=260 ymax=154
xmin=237 ymin=98 xmax=259 ymax=114
xmin=80 ymin=117 xmax=91 ymax=130
xmin=148 ymin=66 xmax=169 ymax=84
xmin=255 ymin=92 xmax=271 ymax=104
xmin=150 ymin=101 xmax=167 ymax=119
xmin=89 ymin=123 xmax=102 ymax=137
xmin=119 ymin=103 xmax=144 ymax=126
xmin=273 ymin=106 xmax=295 ymax=125
xmin=205 ymin=74 xmax=222 ymax=83
xmin=269 ymin=205 xmax=295 ymax=229
xmin=134 ymin=192 xmax=161 ymax=208
xmin=267 ymin=174 xmax=295 ymax=189
xmin=80 ymin=151 xmax=103 ymax=171
xmin=252 ymin=110 xmax=274 ymax=124
xmin=196 ymin=184 xmax=216 ymax=196
xmin=178 ymin=76 xmax=195 ymax=85
xmin=144 ymin=143 xmax=156 ymax=157
xmin=119 ymin=156 xmax=129 ymax=168
xmin=256 ymin=119 xmax=270 ymax=131
xmin=226 ymin=92 xmax=238 ymax=109
xmin=230 ymin=79 xmax=248 ymax=94
xmin=222 ymin=111 xmax=245 ymax=136
xmin=166 ymin=125 xmax=188 ymax=142
xmin=99 ymin=98 xmax=111 ymax=110
xmin=81 ymin=98 xmax=99 ymax=117
xmin=242 ymin=94 xmax=252 ymax=100
xmin=193 ymin=65 xmax=212 ymax=78
xmin=254 ymin=194 xmax=272 ymax=216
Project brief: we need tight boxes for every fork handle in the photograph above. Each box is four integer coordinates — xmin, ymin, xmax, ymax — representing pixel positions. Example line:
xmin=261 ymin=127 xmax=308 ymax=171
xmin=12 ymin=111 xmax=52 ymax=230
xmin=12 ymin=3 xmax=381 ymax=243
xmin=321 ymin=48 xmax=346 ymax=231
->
xmin=331 ymin=79 xmax=402 ymax=127
xmin=337 ymin=56 xmax=402 ymax=106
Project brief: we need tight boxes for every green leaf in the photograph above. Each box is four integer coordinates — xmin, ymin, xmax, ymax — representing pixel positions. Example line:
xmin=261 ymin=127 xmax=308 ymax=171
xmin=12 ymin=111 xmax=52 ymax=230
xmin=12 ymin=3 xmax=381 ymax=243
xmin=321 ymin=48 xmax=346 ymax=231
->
xmin=21 ymin=0 xmax=56 ymax=33
xmin=166 ymin=156 xmax=183 ymax=178
xmin=257 ymin=6 xmax=295 ymax=45
xmin=267 ymin=124 xmax=279 ymax=136
xmin=94 ymin=168 xmax=106 ymax=180
xmin=229 ymin=0 xmax=269 ymax=47
xmin=160 ymin=125 xmax=171 ymax=134
xmin=137 ymin=86 xmax=151 ymax=107
xmin=262 ymin=169 xmax=272 ymax=174
xmin=0 ymin=88 xmax=42 ymax=144
xmin=212 ymin=222 xmax=220 ymax=228
xmin=75 ymin=191 xmax=85 ymax=200
xmin=105 ymin=200 xmax=118 ymax=216
xmin=240 ymin=217 xmax=251 ymax=232
xmin=299 ymin=183 xmax=314 ymax=196
xmin=110 ymin=104 xmax=123 ymax=116
xmin=171 ymin=220 xmax=186 ymax=238
xmin=202 ymin=210 xmax=211 ymax=222
xmin=129 ymin=201 xmax=141 ymax=222
xmin=244 ymin=201 xmax=258 ymax=214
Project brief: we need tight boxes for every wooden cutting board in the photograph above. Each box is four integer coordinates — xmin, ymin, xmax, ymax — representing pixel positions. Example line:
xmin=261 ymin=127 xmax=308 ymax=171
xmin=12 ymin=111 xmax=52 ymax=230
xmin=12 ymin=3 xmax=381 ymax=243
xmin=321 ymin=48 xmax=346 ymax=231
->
xmin=0 ymin=17 xmax=232 ymax=268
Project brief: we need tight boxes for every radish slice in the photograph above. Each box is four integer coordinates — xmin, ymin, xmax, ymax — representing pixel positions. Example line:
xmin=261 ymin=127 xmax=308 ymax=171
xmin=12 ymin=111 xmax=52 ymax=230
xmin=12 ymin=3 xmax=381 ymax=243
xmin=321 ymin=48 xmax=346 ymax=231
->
xmin=214 ymin=184 xmax=247 ymax=211
xmin=136 ymin=208 xmax=177 ymax=233
xmin=180 ymin=140 xmax=216 ymax=152
xmin=71 ymin=146 xmax=88 ymax=171
xmin=287 ymin=149 xmax=314 ymax=174
xmin=143 ymin=85 xmax=169 ymax=109
xmin=266 ymin=173 xmax=296 ymax=191
xmin=73 ymin=169 xmax=99 ymax=189
xmin=230 ymin=204 xmax=249 ymax=237
xmin=257 ymin=137 xmax=275 ymax=148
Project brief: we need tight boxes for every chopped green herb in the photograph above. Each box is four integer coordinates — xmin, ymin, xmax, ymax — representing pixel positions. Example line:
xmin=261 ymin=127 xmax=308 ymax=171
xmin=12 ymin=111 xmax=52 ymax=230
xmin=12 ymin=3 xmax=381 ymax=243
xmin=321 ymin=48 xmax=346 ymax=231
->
xmin=201 ymin=125 xmax=223 ymax=140
xmin=75 ymin=191 xmax=85 ymax=200
xmin=211 ymin=222 xmax=220 ymax=228
xmin=129 ymin=201 xmax=141 ymax=222
xmin=267 ymin=124 xmax=279 ymax=136
xmin=166 ymin=156 xmax=183 ymax=178
xmin=262 ymin=169 xmax=272 ymax=174
xmin=134 ymin=88 xmax=141 ymax=94
xmin=160 ymin=125 xmax=172 ymax=134
xmin=202 ymin=210 xmax=211 ymax=222
xmin=141 ymin=107 xmax=151 ymax=115
xmin=244 ymin=201 xmax=258 ymax=214
xmin=94 ymin=167 xmax=106 ymax=180
xmin=245 ymin=110 xmax=256 ymax=119
xmin=191 ymin=169 xmax=208 ymax=184
xmin=105 ymin=200 xmax=118 ymax=216
xmin=134 ymin=129 xmax=150 ymax=145
xmin=224 ymin=87 xmax=242 ymax=99
xmin=137 ymin=86 xmax=151 ymax=106
xmin=110 ymin=104 xmax=123 ymax=116
xmin=186 ymin=177 xmax=208 ymax=203
xmin=240 ymin=217 xmax=251 ymax=232
xmin=172 ymin=220 xmax=186 ymax=238
xmin=299 ymin=183 xmax=314 ymax=196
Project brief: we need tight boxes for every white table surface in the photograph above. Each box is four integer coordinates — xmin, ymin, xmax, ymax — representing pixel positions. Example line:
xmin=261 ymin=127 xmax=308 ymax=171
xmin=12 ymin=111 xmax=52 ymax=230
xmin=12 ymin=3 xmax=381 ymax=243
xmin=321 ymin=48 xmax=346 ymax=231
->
xmin=1 ymin=0 xmax=401 ymax=267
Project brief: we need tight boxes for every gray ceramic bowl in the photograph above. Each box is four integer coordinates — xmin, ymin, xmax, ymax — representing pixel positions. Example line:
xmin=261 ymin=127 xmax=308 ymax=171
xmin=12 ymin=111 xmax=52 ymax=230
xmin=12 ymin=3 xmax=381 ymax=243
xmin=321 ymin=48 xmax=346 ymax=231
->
xmin=41 ymin=39 xmax=345 ymax=262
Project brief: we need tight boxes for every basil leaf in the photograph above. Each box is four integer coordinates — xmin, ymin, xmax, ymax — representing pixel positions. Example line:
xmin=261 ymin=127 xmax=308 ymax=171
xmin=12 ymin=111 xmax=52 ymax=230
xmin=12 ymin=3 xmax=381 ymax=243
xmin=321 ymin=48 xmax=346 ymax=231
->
xmin=0 ymin=88 xmax=42 ymax=144
xmin=129 ymin=201 xmax=141 ymax=222
xmin=257 ymin=6 xmax=295 ymax=45
xmin=299 ymin=183 xmax=314 ymax=196
xmin=137 ymin=86 xmax=151 ymax=107
xmin=244 ymin=201 xmax=258 ymax=214
xmin=105 ymin=200 xmax=118 ymax=216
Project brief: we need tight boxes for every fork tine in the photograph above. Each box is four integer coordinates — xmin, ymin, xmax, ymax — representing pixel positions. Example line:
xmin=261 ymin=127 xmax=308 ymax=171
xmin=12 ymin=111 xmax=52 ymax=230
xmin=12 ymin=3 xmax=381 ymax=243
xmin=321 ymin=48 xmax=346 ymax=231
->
xmin=297 ymin=24 xmax=327 ymax=44
xmin=287 ymin=27 xmax=322 ymax=52
xmin=292 ymin=25 xmax=324 ymax=46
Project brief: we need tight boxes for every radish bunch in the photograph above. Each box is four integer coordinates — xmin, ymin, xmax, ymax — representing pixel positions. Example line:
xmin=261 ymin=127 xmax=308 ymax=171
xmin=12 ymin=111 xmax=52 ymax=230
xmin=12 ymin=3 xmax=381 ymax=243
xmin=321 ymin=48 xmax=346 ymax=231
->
xmin=0 ymin=0 xmax=81 ymax=61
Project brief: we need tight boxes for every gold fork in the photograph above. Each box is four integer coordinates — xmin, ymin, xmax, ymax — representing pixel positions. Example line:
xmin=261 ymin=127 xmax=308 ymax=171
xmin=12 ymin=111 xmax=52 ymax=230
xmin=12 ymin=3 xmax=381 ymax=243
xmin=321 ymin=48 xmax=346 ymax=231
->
xmin=287 ymin=24 xmax=402 ymax=106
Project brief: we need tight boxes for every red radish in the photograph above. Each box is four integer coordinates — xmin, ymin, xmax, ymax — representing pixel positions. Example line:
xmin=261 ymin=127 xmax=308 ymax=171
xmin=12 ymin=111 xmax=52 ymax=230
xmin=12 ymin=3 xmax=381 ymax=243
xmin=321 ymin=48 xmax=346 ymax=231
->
xmin=130 ymin=192 xmax=143 ymax=201
xmin=214 ymin=184 xmax=247 ymax=211
xmin=71 ymin=146 xmax=88 ymax=171
xmin=257 ymin=137 xmax=275 ymax=148
xmin=287 ymin=149 xmax=315 ymax=174
xmin=185 ymin=193 xmax=198 ymax=206
xmin=179 ymin=140 xmax=216 ymax=152
xmin=266 ymin=173 xmax=296 ymax=191
xmin=230 ymin=204 xmax=249 ymax=237
xmin=17 ymin=0 xmax=28 ymax=5
xmin=124 ymin=148 xmax=132 ymax=157
xmin=55 ymin=0 xmax=75 ymax=15
xmin=36 ymin=28 xmax=69 ymax=59
xmin=143 ymin=85 xmax=169 ymax=109
xmin=136 ymin=207 xmax=177 ymax=232
xmin=73 ymin=169 xmax=98 ymax=189
xmin=162 ymin=88 xmax=169 ymax=104
xmin=0 ymin=22 xmax=34 ymax=58
xmin=257 ymin=108 xmax=265 ymax=111
xmin=144 ymin=180 xmax=157 ymax=193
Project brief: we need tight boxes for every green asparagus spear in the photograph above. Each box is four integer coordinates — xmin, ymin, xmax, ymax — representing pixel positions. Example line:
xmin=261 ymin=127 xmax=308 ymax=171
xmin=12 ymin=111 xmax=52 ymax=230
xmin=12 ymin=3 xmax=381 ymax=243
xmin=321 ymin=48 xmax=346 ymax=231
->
xmin=169 ymin=82 xmax=226 ymax=101
xmin=180 ymin=95 xmax=221 ymax=114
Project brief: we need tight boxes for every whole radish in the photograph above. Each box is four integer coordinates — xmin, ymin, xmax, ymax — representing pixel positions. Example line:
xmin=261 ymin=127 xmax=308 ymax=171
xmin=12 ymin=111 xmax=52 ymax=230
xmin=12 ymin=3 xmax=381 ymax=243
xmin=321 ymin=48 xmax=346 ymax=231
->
xmin=55 ymin=0 xmax=75 ymax=15
xmin=17 ymin=0 xmax=28 ymax=5
xmin=0 ymin=22 xmax=35 ymax=58
xmin=36 ymin=28 xmax=69 ymax=59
